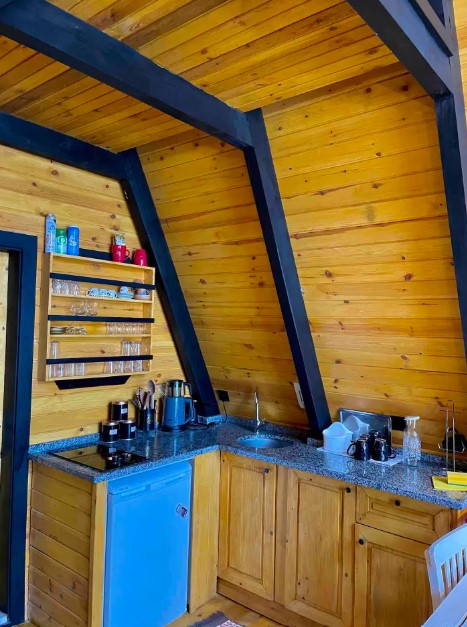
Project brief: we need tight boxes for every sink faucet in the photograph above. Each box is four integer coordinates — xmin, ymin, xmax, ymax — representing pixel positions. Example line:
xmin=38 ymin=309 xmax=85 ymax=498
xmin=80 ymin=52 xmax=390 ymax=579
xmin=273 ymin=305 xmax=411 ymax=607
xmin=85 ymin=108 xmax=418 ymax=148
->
xmin=254 ymin=391 xmax=267 ymax=433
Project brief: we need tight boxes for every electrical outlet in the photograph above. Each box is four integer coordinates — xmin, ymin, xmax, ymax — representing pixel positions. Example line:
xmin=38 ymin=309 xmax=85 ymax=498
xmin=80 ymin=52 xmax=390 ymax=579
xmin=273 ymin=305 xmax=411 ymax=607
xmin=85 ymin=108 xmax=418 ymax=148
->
xmin=217 ymin=389 xmax=230 ymax=403
xmin=293 ymin=382 xmax=305 ymax=409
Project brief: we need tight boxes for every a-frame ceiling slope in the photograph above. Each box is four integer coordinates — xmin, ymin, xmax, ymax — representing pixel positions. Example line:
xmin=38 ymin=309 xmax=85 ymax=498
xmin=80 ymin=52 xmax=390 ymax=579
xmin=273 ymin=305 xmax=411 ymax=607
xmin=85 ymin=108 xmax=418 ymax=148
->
xmin=0 ymin=0 xmax=396 ymax=150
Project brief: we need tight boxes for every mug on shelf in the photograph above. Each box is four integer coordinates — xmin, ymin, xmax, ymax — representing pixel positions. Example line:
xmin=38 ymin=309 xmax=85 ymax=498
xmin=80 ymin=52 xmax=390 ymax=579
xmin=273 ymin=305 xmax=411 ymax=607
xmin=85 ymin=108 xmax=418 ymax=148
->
xmin=133 ymin=249 xmax=148 ymax=266
xmin=111 ymin=244 xmax=130 ymax=263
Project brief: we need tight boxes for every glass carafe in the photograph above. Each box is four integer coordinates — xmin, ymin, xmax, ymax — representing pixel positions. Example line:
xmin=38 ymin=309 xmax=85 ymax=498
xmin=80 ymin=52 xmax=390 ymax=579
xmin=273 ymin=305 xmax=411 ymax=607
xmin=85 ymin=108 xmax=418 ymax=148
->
xmin=403 ymin=416 xmax=422 ymax=466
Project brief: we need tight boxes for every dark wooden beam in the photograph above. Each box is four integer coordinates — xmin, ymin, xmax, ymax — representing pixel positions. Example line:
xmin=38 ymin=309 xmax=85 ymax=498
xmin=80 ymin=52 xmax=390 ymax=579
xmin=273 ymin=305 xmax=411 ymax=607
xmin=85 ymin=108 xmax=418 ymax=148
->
xmin=0 ymin=112 xmax=124 ymax=179
xmin=243 ymin=109 xmax=330 ymax=437
xmin=408 ymin=0 xmax=452 ymax=53
xmin=0 ymin=231 xmax=37 ymax=626
xmin=428 ymin=0 xmax=445 ymax=24
xmin=434 ymin=2 xmax=467 ymax=362
xmin=346 ymin=0 xmax=453 ymax=96
xmin=0 ymin=0 xmax=252 ymax=149
xmin=119 ymin=148 xmax=220 ymax=418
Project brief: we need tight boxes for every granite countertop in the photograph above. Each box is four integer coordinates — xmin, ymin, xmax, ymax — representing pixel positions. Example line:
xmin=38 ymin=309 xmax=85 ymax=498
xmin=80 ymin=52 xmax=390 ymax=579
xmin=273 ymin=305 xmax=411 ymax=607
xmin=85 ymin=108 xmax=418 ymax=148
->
xmin=29 ymin=419 xmax=467 ymax=510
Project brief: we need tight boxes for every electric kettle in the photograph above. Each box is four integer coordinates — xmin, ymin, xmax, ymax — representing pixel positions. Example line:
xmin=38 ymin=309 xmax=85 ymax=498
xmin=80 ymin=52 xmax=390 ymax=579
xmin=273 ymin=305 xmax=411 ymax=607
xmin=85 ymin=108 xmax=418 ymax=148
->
xmin=161 ymin=380 xmax=195 ymax=431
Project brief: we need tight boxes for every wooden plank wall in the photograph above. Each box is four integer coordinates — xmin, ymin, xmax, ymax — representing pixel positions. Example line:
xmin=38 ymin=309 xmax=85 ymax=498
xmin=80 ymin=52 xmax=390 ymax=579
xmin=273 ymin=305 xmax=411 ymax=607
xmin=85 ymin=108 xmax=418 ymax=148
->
xmin=28 ymin=463 xmax=92 ymax=627
xmin=139 ymin=135 xmax=305 ymax=427
xmin=266 ymin=65 xmax=465 ymax=450
xmin=140 ymin=62 xmax=466 ymax=450
xmin=0 ymin=144 xmax=183 ymax=443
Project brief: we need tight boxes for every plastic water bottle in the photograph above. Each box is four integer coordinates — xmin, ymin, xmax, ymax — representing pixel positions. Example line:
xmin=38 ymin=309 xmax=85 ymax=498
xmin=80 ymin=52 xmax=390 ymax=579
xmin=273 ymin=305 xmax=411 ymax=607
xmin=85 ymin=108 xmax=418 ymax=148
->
xmin=403 ymin=416 xmax=422 ymax=466
xmin=44 ymin=213 xmax=56 ymax=253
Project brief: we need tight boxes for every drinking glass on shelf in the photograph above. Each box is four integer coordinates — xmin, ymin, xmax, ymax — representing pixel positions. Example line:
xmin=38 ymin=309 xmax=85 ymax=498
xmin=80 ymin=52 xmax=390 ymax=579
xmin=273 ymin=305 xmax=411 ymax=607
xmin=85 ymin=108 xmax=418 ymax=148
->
xmin=113 ymin=360 xmax=124 ymax=374
xmin=61 ymin=280 xmax=70 ymax=296
xmin=87 ymin=301 xmax=98 ymax=316
xmin=122 ymin=340 xmax=133 ymax=373
xmin=52 ymin=278 xmax=62 ymax=294
xmin=71 ymin=301 xmax=99 ymax=316
xmin=71 ymin=281 xmax=79 ymax=296
xmin=65 ymin=362 xmax=75 ymax=378
xmin=104 ymin=361 xmax=114 ymax=375
xmin=75 ymin=362 xmax=85 ymax=377
xmin=133 ymin=340 xmax=143 ymax=372
xmin=71 ymin=301 xmax=85 ymax=315
xmin=49 ymin=341 xmax=63 ymax=379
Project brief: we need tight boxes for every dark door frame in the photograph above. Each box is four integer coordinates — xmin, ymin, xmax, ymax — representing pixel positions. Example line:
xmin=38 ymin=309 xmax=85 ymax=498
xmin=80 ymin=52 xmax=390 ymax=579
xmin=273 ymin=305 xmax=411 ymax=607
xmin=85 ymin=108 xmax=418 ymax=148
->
xmin=0 ymin=230 xmax=37 ymax=627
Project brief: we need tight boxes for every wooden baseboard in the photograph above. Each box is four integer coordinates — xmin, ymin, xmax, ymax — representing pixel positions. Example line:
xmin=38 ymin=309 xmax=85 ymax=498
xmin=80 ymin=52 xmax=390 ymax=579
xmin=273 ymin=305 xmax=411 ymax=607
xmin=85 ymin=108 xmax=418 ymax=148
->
xmin=218 ymin=580 xmax=324 ymax=627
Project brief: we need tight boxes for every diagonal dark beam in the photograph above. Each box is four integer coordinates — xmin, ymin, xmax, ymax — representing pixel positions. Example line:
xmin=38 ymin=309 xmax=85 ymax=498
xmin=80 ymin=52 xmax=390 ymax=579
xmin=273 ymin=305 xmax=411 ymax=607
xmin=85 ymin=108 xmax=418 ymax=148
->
xmin=120 ymin=148 xmax=220 ymax=418
xmin=244 ymin=109 xmax=330 ymax=437
xmin=408 ymin=0 xmax=453 ymax=54
xmin=347 ymin=0 xmax=453 ymax=96
xmin=0 ymin=0 xmax=252 ymax=149
xmin=433 ymin=1 xmax=467 ymax=363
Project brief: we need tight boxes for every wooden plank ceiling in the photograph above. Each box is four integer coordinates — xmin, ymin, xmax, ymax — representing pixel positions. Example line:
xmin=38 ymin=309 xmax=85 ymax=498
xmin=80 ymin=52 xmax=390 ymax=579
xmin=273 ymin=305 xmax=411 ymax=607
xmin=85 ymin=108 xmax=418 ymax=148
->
xmin=0 ymin=0 xmax=397 ymax=150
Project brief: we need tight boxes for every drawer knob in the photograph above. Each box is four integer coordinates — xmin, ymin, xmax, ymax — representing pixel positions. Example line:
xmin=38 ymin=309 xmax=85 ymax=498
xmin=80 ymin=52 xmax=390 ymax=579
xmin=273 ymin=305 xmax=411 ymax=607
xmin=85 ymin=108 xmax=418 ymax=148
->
xmin=358 ymin=538 xmax=365 ymax=546
xmin=395 ymin=499 xmax=401 ymax=507
xmin=345 ymin=487 xmax=351 ymax=494
xmin=263 ymin=468 xmax=270 ymax=474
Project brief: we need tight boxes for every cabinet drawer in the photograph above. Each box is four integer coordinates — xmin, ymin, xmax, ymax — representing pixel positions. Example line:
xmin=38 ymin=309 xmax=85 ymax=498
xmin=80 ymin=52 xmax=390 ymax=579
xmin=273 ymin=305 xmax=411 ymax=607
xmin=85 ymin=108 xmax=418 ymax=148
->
xmin=356 ymin=486 xmax=450 ymax=543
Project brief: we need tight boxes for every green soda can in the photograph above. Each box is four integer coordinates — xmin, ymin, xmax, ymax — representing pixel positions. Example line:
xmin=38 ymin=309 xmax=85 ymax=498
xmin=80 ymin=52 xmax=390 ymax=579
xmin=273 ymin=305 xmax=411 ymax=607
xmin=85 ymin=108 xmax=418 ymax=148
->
xmin=56 ymin=228 xmax=67 ymax=254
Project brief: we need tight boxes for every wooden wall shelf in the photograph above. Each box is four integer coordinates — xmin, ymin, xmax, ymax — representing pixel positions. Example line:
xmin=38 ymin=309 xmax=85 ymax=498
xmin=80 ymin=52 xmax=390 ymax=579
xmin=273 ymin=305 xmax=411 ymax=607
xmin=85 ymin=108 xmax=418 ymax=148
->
xmin=39 ymin=253 xmax=156 ymax=387
xmin=48 ymin=315 xmax=155 ymax=322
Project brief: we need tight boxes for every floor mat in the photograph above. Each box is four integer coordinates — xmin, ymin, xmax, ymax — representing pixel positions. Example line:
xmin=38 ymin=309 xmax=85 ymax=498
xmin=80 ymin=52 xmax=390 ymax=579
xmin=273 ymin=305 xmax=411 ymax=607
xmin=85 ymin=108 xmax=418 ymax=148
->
xmin=187 ymin=611 xmax=245 ymax=627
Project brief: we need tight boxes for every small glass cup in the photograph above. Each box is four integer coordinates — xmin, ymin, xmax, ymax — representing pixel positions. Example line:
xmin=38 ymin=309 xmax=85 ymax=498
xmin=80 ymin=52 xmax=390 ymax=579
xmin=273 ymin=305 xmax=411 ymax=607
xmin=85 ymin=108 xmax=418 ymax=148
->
xmin=104 ymin=361 xmax=114 ymax=374
xmin=122 ymin=340 xmax=133 ymax=373
xmin=87 ymin=301 xmax=98 ymax=316
xmin=49 ymin=341 xmax=63 ymax=379
xmin=133 ymin=341 xmax=143 ymax=372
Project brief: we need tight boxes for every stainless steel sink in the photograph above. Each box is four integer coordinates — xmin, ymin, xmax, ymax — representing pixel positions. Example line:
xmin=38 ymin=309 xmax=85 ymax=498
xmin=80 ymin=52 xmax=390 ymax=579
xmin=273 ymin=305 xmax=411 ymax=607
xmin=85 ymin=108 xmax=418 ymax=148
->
xmin=237 ymin=435 xmax=294 ymax=449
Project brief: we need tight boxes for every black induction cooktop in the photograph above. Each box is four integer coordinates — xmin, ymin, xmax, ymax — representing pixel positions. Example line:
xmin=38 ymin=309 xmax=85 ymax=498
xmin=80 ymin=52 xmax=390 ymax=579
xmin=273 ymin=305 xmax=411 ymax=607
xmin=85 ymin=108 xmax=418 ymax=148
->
xmin=51 ymin=444 xmax=147 ymax=471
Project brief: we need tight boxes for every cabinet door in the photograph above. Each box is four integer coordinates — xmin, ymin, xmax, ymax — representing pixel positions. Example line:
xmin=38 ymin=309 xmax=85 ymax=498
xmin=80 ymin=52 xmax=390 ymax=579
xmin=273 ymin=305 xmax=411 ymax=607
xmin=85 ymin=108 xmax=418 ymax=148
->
xmin=356 ymin=486 xmax=450 ymax=543
xmin=354 ymin=524 xmax=432 ymax=627
xmin=276 ymin=468 xmax=355 ymax=627
xmin=218 ymin=453 xmax=276 ymax=600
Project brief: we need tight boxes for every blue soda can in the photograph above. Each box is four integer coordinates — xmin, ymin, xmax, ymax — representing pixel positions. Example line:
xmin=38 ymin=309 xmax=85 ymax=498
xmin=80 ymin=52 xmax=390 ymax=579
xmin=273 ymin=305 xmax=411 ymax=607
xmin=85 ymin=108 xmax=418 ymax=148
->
xmin=67 ymin=225 xmax=80 ymax=256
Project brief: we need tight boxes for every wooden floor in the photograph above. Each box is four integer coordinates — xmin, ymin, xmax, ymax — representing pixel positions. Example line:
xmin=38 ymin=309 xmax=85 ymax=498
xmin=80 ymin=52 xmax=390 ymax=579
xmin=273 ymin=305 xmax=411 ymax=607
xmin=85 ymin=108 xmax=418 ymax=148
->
xmin=23 ymin=595 xmax=284 ymax=627
xmin=168 ymin=595 xmax=284 ymax=627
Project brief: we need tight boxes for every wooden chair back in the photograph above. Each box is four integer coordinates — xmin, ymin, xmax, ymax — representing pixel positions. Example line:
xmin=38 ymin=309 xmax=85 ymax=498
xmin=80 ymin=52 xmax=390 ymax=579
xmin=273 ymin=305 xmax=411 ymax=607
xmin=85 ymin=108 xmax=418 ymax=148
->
xmin=425 ymin=524 xmax=467 ymax=610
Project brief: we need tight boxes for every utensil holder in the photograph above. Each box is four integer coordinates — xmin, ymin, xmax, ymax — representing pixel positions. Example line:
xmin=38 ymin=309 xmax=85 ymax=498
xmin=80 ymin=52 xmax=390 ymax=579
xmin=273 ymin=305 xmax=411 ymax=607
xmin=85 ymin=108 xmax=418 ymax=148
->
xmin=137 ymin=408 xmax=155 ymax=432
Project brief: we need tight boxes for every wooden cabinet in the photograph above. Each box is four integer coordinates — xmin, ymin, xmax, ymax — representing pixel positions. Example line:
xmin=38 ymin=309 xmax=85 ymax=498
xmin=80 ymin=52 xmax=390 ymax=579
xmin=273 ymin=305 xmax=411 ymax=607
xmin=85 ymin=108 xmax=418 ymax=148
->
xmin=354 ymin=524 xmax=432 ymax=627
xmin=218 ymin=452 xmax=277 ymax=600
xmin=356 ymin=486 xmax=451 ymax=544
xmin=275 ymin=468 xmax=355 ymax=627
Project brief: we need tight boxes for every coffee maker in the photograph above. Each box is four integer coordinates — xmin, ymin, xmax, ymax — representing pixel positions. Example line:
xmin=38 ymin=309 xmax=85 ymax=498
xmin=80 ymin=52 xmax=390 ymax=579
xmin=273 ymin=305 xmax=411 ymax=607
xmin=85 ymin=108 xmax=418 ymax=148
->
xmin=161 ymin=380 xmax=195 ymax=431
